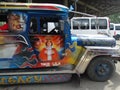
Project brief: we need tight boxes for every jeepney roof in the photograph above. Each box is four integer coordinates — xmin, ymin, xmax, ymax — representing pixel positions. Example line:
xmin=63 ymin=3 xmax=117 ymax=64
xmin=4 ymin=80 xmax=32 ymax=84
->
xmin=0 ymin=2 xmax=68 ymax=12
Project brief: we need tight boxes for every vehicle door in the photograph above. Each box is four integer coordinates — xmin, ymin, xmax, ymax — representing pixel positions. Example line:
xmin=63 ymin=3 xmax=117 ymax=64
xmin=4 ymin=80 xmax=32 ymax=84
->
xmin=28 ymin=15 xmax=66 ymax=68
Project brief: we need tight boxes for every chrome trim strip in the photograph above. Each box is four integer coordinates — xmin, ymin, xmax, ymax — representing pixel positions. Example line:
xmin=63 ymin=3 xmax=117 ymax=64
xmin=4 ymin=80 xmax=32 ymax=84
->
xmin=0 ymin=70 xmax=75 ymax=76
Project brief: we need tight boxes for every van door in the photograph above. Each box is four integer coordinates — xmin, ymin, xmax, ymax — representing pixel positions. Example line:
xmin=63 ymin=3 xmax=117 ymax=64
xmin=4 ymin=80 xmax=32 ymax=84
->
xmin=91 ymin=18 xmax=109 ymax=35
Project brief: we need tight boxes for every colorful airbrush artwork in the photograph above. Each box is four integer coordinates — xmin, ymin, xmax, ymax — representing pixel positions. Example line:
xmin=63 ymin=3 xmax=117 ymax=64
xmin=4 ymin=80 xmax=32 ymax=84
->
xmin=1 ymin=34 xmax=84 ymax=69
xmin=0 ymin=2 xmax=84 ymax=84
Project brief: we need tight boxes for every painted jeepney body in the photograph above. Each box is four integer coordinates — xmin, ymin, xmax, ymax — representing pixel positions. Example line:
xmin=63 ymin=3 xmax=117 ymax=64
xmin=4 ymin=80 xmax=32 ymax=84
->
xmin=0 ymin=3 xmax=119 ymax=84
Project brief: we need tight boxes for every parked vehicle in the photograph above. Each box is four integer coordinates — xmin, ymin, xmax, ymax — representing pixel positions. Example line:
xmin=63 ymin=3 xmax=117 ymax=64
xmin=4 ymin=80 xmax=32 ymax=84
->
xmin=110 ymin=23 xmax=115 ymax=35
xmin=110 ymin=23 xmax=120 ymax=40
xmin=70 ymin=17 xmax=111 ymax=36
xmin=0 ymin=2 xmax=119 ymax=85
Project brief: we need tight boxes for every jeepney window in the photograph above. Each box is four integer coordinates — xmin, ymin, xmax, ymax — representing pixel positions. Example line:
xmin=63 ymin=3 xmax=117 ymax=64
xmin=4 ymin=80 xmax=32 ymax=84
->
xmin=0 ymin=10 xmax=9 ymax=32
xmin=73 ymin=19 xmax=89 ymax=29
xmin=0 ymin=22 xmax=6 ymax=26
xmin=40 ymin=17 xmax=61 ymax=34
xmin=8 ymin=11 xmax=27 ymax=32
xmin=29 ymin=17 xmax=38 ymax=34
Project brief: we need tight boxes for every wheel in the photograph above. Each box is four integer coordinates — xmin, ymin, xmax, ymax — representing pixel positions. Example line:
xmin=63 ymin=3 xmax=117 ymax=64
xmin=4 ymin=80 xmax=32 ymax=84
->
xmin=114 ymin=34 xmax=120 ymax=40
xmin=86 ymin=57 xmax=115 ymax=82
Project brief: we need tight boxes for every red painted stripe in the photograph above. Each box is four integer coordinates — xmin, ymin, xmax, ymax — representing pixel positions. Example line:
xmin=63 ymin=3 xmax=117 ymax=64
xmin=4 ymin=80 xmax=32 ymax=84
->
xmin=29 ymin=6 xmax=60 ymax=11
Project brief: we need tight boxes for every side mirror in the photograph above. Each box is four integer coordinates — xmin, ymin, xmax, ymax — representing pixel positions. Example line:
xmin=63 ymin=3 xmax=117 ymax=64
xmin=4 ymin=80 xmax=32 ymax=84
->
xmin=68 ymin=11 xmax=74 ymax=19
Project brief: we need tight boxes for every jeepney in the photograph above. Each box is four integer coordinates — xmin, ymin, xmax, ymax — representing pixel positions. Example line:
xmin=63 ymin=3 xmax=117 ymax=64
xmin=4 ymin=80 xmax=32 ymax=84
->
xmin=0 ymin=2 xmax=119 ymax=85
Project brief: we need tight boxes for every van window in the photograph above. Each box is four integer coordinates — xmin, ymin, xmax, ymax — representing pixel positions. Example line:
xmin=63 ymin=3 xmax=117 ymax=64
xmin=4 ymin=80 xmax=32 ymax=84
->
xmin=115 ymin=26 xmax=120 ymax=30
xmin=91 ymin=19 xmax=96 ymax=29
xmin=110 ymin=24 xmax=114 ymax=30
xmin=73 ymin=19 xmax=89 ymax=29
xmin=91 ymin=19 xmax=107 ymax=29
xmin=98 ymin=19 xmax=107 ymax=29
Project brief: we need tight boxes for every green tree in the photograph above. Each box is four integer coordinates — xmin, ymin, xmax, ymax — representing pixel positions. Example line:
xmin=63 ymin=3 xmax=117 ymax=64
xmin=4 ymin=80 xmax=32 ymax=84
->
xmin=109 ymin=13 xmax=120 ymax=23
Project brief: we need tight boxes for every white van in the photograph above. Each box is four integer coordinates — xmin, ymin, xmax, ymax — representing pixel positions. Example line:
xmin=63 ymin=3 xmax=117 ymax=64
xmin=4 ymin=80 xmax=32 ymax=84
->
xmin=110 ymin=23 xmax=115 ymax=36
xmin=110 ymin=23 xmax=120 ymax=40
xmin=70 ymin=17 xmax=111 ymax=36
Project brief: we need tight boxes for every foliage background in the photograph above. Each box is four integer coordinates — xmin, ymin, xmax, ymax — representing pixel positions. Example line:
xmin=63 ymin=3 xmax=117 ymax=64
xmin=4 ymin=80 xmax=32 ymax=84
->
xmin=109 ymin=13 xmax=120 ymax=23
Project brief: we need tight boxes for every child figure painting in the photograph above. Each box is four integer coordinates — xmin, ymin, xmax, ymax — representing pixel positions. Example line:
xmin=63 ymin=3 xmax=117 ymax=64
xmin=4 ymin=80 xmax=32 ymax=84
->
xmin=33 ymin=35 xmax=65 ymax=62
xmin=39 ymin=39 xmax=60 ymax=61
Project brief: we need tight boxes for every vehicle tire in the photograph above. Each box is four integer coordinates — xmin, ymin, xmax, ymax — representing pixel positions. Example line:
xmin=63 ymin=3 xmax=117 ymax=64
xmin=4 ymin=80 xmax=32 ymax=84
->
xmin=86 ymin=57 xmax=115 ymax=82
xmin=114 ymin=34 xmax=120 ymax=40
xmin=118 ymin=34 xmax=120 ymax=40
